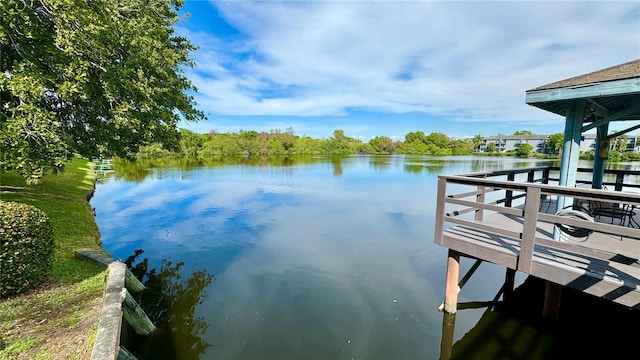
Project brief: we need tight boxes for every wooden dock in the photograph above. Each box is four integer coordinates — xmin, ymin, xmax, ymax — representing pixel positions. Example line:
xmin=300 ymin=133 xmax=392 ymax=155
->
xmin=434 ymin=167 xmax=640 ymax=317
xmin=93 ymin=158 xmax=114 ymax=176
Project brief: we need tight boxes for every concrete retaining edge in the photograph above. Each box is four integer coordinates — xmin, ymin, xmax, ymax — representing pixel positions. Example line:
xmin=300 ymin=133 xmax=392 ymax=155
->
xmin=75 ymin=249 xmax=151 ymax=360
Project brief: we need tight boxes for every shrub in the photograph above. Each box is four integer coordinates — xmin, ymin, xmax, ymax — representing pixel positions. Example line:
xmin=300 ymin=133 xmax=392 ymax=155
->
xmin=0 ymin=201 xmax=54 ymax=296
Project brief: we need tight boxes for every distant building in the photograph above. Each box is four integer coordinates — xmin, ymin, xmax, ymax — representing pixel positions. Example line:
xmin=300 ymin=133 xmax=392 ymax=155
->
xmin=625 ymin=136 xmax=640 ymax=152
xmin=479 ymin=134 xmax=598 ymax=153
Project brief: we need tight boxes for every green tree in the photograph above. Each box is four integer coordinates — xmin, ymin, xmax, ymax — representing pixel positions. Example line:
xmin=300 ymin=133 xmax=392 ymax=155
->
xmin=404 ymin=131 xmax=427 ymax=144
xmin=280 ymin=128 xmax=297 ymax=152
xmin=324 ymin=129 xmax=355 ymax=154
xmin=513 ymin=130 xmax=533 ymax=135
xmin=295 ymin=136 xmax=323 ymax=154
xmin=369 ymin=136 xmax=394 ymax=154
xmin=516 ymin=143 xmax=533 ymax=157
xmin=1 ymin=0 xmax=203 ymax=183
xmin=545 ymin=133 xmax=564 ymax=155
xmin=238 ymin=130 xmax=259 ymax=156
xmin=398 ymin=141 xmax=428 ymax=154
xmin=200 ymin=133 xmax=242 ymax=156
xmin=486 ymin=142 xmax=497 ymax=152
xmin=470 ymin=135 xmax=484 ymax=152
xmin=424 ymin=132 xmax=451 ymax=148
xmin=450 ymin=139 xmax=473 ymax=155
xmin=613 ymin=135 xmax=628 ymax=152
xmin=179 ymin=129 xmax=205 ymax=157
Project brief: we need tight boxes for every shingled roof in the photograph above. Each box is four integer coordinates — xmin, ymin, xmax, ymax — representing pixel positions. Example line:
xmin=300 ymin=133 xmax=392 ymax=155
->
xmin=525 ymin=59 xmax=640 ymax=119
xmin=528 ymin=59 xmax=640 ymax=92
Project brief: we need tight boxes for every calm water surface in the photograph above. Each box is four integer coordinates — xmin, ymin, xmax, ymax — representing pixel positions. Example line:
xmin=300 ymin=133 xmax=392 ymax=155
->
xmin=92 ymin=155 xmax=563 ymax=359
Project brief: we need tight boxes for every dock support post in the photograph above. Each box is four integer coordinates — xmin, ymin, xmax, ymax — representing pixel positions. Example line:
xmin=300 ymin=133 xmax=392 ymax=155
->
xmin=439 ymin=313 xmax=456 ymax=360
xmin=503 ymin=268 xmax=516 ymax=302
xmin=443 ymin=249 xmax=460 ymax=314
xmin=543 ymin=281 xmax=562 ymax=321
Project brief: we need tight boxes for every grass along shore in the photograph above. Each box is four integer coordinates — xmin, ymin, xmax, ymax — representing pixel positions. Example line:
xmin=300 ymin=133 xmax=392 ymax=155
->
xmin=1 ymin=157 xmax=107 ymax=359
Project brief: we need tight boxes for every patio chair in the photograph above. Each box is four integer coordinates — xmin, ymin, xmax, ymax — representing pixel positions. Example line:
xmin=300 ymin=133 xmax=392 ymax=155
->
xmin=588 ymin=200 xmax=635 ymax=226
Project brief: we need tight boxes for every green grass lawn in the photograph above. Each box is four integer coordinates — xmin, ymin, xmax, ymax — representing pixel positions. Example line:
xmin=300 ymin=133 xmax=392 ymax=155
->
xmin=0 ymin=157 xmax=108 ymax=359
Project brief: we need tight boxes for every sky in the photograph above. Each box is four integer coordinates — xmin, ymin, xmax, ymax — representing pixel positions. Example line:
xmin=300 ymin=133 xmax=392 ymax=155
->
xmin=175 ymin=0 xmax=640 ymax=141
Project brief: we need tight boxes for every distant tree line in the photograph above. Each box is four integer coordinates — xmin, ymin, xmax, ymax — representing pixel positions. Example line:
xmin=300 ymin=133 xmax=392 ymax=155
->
xmin=136 ymin=128 xmax=481 ymax=157
xmin=133 ymin=128 xmax=640 ymax=161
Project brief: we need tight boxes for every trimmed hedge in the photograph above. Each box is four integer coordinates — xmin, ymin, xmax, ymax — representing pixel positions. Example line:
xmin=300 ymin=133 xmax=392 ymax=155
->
xmin=0 ymin=201 xmax=54 ymax=296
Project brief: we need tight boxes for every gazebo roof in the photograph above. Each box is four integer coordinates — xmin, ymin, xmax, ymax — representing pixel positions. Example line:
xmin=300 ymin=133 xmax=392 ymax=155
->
xmin=525 ymin=59 xmax=640 ymax=121
xmin=529 ymin=60 xmax=640 ymax=91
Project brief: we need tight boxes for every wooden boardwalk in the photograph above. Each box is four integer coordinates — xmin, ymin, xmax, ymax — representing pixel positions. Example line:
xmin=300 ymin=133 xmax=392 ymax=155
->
xmin=434 ymin=167 xmax=640 ymax=314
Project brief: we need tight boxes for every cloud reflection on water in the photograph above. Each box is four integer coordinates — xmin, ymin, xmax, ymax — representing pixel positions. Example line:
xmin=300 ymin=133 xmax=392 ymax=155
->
xmin=91 ymin=156 xmax=553 ymax=359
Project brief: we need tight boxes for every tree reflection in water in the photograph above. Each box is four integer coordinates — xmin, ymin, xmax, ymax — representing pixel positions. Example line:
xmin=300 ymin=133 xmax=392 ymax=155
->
xmin=125 ymin=249 xmax=214 ymax=359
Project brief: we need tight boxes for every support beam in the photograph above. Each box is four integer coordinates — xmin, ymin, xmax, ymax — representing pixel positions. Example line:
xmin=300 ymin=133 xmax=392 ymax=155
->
xmin=555 ymin=100 xmax=585 ymax=240
xmin=558 ymin=100 xmax=586 ymax=189
xmin=556 ymin=100 xmax=586 ymax=211
xmin=503 ymin=269 xmax=516 ymax=303
xmin=439 ymin=313 xmax=456 ymax=360
xmin=443 ymin=250 xmax=461 ymax=314
xmin=582 ymin=101 xmax=640 ymax=132
xmin=592 ymin=123 xmax=609 ymax=190
xmin=543 ymin=281 xmax=562 ymax=321
xmin=438 ymin=258 xmax=482 ymax=312
xmin=606 ymin=123 xmax=640 ymax=139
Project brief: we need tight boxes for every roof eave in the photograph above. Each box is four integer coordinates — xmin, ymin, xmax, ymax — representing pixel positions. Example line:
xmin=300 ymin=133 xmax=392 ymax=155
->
xmin=525 ymin=78 xmax=640 ymax=106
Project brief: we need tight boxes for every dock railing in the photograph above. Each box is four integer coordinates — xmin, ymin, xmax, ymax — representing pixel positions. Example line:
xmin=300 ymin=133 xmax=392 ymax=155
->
xmin=434 ymin=166 xmax=640 ymax=311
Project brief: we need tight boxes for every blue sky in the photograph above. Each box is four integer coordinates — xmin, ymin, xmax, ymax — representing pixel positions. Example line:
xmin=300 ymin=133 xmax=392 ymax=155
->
xmin=175 ymin=1 xmax=640 ymax=141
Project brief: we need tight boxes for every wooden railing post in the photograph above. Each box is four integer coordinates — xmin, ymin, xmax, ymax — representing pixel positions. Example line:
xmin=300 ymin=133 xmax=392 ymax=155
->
xmin=518 ymin=187 xmax=541 ymax=273
xmin=615 ymin=172 xmax=624 ymax=192
xmin=505 ymin=172 xmax=515 ymax=207
xmin=475 ymin=186 xmax=485 ymax=221
xmin=542 ymin=168 xmax=550 ymax=184
xmin=527 ymin=169 xmax=535 ymax=183
xmin=434 ymin=177 xmax=447 ymax=245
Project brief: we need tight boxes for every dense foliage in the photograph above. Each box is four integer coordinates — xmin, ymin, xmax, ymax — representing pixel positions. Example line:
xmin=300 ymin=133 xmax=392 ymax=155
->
xmin=0 ymin=201 xmax=54 ymax=296
xmin=515 ymin=143 xmax=533 ymax=157
xmin=544 ymin=133 xmax=564 ymax=155
xmin=136 ymin=128 xmax=479 ymax=158
xmin=127 ymin=128 xmax=640 ymax=162
xmin=1 ymin=0 xmax=203 ymax=183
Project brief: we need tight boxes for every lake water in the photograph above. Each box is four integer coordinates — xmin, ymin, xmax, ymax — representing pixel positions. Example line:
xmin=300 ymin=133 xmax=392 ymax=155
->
xmin=91 ymin=155 xmax=564 ymax=359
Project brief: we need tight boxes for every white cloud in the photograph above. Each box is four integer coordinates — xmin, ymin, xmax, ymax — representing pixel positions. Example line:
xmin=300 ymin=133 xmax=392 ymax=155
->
xmin=178 ymin=0 xmax=639 ymax=129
